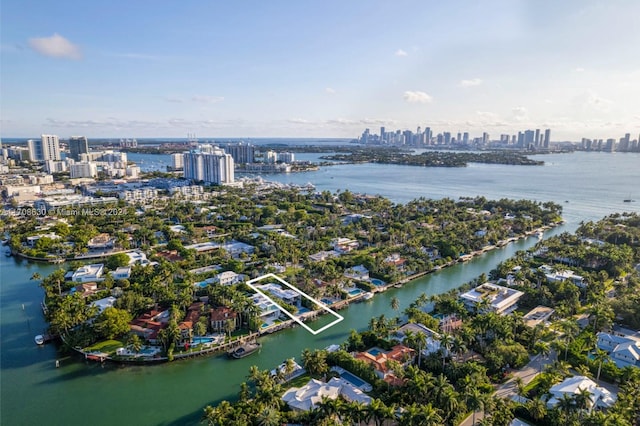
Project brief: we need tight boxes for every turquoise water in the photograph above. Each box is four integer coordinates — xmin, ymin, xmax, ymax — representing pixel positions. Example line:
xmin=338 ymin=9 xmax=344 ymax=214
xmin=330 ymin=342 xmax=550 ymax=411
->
xmin=2 ymin=151 xmax=640 ymax=425
xmin=348 ymin=289 xmax=363 ymax=296
xmin=367 ymin=348 xmax=383 ymax=356
xmin=192 ymin=337 xmax=214 ymax=345
xmin=370 ymin=278 xmax=385 ymax=286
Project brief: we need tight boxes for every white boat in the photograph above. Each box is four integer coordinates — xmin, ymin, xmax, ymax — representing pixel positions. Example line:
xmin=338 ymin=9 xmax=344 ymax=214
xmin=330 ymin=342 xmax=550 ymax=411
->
xmin=35 ymin=335 xmax=45 ymax=345
xmin=536 ymin=231 xmax=544 ymax=240
xmin=363 ymin=292 xmax=374 ymax=300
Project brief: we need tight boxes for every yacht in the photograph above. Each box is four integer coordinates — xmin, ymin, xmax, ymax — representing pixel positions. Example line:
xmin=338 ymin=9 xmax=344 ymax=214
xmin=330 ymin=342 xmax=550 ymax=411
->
xmin=227 ymin=341 xmax=261 ymax=359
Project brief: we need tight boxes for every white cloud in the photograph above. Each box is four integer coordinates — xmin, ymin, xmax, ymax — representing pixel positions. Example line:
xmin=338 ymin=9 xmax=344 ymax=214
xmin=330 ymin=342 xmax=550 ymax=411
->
xmin=191 ymin=95 xmax=224 ymax=103
xmin=459 ymin=78 xmax=483 ymax=87
xmin=395 ymin=49 xmax=408 ymax=57
xmin=28 ymin=33 xmax=81 ymax=60
xmin=325 ymin=87 xmax=336 ymax=94
xmin=575 ymin=67 xmax=585 ymax=72
xmin=403 ymin=91 xmax=433 ymax=103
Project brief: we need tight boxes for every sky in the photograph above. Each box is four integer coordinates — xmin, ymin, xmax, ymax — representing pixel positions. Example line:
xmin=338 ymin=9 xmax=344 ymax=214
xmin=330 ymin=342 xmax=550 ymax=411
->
xmin=1 ymin=0 xmax=639 ymax=140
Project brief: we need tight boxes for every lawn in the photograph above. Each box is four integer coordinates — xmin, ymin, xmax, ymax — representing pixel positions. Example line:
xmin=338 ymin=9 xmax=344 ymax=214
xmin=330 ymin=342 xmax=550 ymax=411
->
xmin=83 ymin=339 xmax=124 ymax=354
xmin=283 ymin=373 xmax=311 ymax=390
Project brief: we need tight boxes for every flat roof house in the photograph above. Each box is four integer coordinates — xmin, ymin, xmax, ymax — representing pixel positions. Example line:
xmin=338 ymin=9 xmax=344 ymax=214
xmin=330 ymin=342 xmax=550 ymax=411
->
xmin=459 ymin=282 xmax=524 ymax=315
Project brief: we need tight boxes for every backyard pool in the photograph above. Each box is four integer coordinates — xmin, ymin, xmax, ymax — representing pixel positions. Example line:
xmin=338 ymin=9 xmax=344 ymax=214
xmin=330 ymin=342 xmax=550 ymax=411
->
xmin=348 ymin=289 xmax=363 ymax=296
xmin=370 ymin=278 xmax=385 ymax=286
xmin=339 ymin=370 xmax=367 ymax=388
xmin=196 ymin=281 xmax=208 ymax=288
xmin=367 ymin=347 xmax=384 ymax=356
xmin=192 ymin=337 xmax=215 ymax=345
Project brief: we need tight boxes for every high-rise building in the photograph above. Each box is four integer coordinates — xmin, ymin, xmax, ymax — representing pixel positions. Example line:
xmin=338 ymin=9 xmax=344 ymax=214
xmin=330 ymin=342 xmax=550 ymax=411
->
xmin=544 ymin=129 xmax=551 ymax=148
xmin=524 ymin=130 xmax=535 ymax=147
xmin=70 ymin=162 xmax=97 ymax=178
xmin=183 ymin=147 xmax=234 ymax=184
xmin=380 ymin=127 xmax=385 ymax=142
xmin=223 ymin=142 xmax=255 ymax=164
xmin=463 ymin=132 xmax=470 ymax=145
xmin=424 ymin=127 xmax=432 ymax=144
xmin=68 ymin=136 xmax=89 ymax=161
xmin=28 ymin=134 xmax=61 ymax=162
xmin=534 ymin=129 xmax=540 ymax=147
xmin=171 ymin=153 xmax=184 ymax=170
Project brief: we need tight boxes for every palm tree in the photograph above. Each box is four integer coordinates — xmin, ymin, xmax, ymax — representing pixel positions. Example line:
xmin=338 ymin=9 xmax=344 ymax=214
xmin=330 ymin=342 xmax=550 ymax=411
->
xmin=593 ymin=348 xmax=609 ymax=384
xmin=30 ymin=272 xmax=42 ymax=281
xmin=302 ymin=349 xmax=328 ymax=379
xmin=574 ymin=387 xmax=593 ymax=415
xmin=465 ymin=386 xmax=486 ymax=426
xmin=526 ymin=398 xmax=547 ymax=422
xmin=256 ymin=406 xmax=280 ymax=426
xmin=439 ymin=333 xmax=454 ymax=370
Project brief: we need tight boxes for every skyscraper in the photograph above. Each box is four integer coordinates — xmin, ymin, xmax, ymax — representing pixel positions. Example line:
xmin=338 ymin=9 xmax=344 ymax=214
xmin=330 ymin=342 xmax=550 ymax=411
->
xmin=544 ymin=129 xmax=551 ymax=148
xmin=68 ymin=136 xmax=89 ymax=161
xmin=183 ymin=147 xmax=234 ymax=184
xmin=534 ymin=129 xmax=540 ymax=147
xmin=223 ymin=142 xmax=255 ymax=164
xmin=28 ymin=134 xmax=61 ymax=162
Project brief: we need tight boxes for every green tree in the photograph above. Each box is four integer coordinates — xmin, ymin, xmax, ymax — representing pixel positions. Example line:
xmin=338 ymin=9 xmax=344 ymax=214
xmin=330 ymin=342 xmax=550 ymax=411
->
xmin=94 ymin=307 xmax=132 ymax=340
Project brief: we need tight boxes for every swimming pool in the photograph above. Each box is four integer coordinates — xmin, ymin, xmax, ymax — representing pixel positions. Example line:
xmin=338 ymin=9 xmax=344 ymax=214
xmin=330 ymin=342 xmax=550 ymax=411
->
xmin=196 ymin=281 xmax=208 ymax=288
xmin=367 ymin=348 xmax=384 ymax=356
xmin=348 ymin=289 xmax=362 ymax=296
xmin=339 ymin=370 xmax=366 ymax=388
xmin=370 ymin=278 xmax=385 ymax=286
xmin=192 ymin=337 xmax=214 ymax=345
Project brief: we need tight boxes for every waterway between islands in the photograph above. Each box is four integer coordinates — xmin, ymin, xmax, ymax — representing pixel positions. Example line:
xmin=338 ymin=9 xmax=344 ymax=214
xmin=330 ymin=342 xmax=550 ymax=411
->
xmin=2 ymin=151 xmax=640 ymax=425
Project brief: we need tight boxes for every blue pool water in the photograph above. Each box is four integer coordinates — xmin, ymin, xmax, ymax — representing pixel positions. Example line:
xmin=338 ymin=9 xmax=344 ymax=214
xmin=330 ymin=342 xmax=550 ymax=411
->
xmin=196 ymin=281 xmax=208 ymax=288
xmin=367 ymin=348 xmax=383 ymax=356
xmin=192 ymin=337 xmax=214 ymax=345
xmin=370 ymin=278 xmax=385 ymax=286
xmin=339 ymin=371 xmax=366 ymax=387
xmin=139 ymin=347 xmax=158 ymax=355
xmin=321 ymin=298 xmax=334 ymax=305
xmin=348 ymin=289 xmax=362 ymax=296
xmin=297 ymin=307 xmax=310 ymax=314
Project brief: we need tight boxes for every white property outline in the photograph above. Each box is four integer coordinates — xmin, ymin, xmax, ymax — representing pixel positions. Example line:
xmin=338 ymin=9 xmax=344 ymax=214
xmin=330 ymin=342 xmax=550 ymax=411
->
xmin=246 ymin=273 xmax=343 ymax=335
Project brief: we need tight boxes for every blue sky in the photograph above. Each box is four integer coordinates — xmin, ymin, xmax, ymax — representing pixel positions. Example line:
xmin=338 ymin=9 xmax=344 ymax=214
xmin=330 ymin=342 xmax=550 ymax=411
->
xmin=1 ymin=0 xmax=639 ymax=140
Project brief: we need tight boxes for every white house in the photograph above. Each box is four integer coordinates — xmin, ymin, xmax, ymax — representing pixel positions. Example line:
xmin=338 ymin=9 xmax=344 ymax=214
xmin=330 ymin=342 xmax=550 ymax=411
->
xmin=546 ymin=376 xmax=616 ymax=410
xmin=344 ymin=265 xmax=370 ymax=281
xmin=597 ymin=332 xmax=640 ymax=369
xmin=110 ymin=266 xmax=131 ymax=280
xmin=71 ymin=264 xmax=104 ymax=283
xmin=542 ymin=266 xmax=586 ymax=288
xmin=256 ymin=283 xmax=301 ymax=307
xmin=91 ymin=296 xmax=117 ymax=314
xmin=459 ymin=282 xmax=524 ymax=315
xmin=281 ymin=377 xmax=371 ymax=412
xmin=213 ymin=271 xmax=243 ymax=286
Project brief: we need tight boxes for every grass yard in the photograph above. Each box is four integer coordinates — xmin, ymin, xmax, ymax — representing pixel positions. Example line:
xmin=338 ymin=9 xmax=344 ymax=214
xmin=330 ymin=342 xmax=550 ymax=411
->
xmin=83 ymin=339 xmax=124 ymax=354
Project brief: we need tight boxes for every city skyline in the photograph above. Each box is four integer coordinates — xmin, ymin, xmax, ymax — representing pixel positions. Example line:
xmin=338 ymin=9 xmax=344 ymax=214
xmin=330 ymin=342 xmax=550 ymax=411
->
xmin=2 ymin=1 xmax=640 ymax=140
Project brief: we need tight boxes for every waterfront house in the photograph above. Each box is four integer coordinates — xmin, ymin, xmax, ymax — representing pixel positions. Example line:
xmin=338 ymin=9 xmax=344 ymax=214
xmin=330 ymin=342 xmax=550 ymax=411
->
xmin=72 ymin=282 xmax=99 ymax=298
xmin=26 ymin=232 xmax=61 ymax=247
xmin=384 ymin=253 xmax=406 ymax=268
xmin=256 ymin=283 xmax=301 ymax=307
xmin=546 ymin=376 xmax=616 ymax=411
xmin=210 ymin=306 xmax=237 ymax=332
xmin=70 ymin=264 xmax=104 ymax=283
xmin=596 ymin=332 xmax=640 ymax=369
xmin=459 ymin=282 xmax=524 ymax=315
xmin=281 ymin=377 xmax=371 ymax=412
